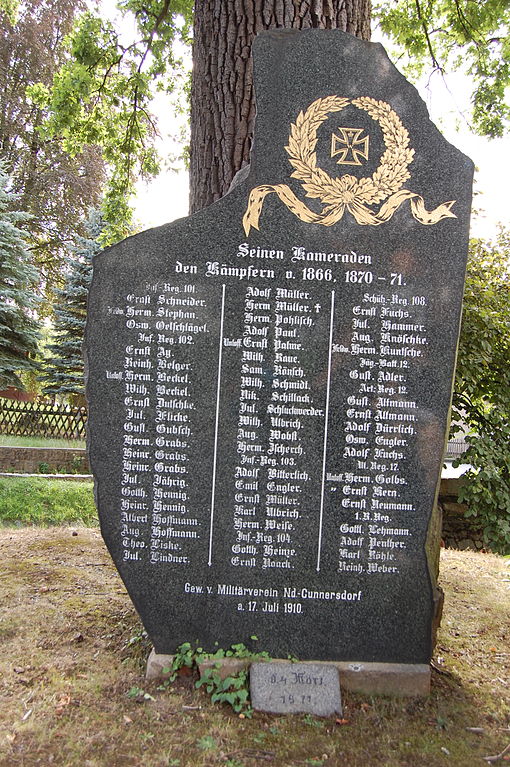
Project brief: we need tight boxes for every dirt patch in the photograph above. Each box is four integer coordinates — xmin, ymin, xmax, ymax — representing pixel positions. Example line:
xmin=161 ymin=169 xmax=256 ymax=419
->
xmin=0 ymin=528 xmax=509 ymax=767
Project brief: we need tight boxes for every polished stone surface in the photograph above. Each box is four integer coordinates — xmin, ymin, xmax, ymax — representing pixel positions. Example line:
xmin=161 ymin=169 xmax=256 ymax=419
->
xmin=86 ymin=29 xmax=473 ymax=665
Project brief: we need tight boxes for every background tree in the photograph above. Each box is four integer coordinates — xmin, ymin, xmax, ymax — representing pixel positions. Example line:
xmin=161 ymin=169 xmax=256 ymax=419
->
xmin=451 ymin=230 xmax=510 ymax=553
xmin=41 ymin=208 xmax=102 ymax=404
xmin=27 ymin=0 xmax=192 ymax=244
xmin=189 ymin=0 xmax=371 ymax=211
xmin=0 ymin=161 xmax=40 ymax=390
xmin=375 ymin=0 xmax=510 ymax=138
xmin=0 ymin=0 xmax=104 ymax=291
xmin=30 ymin=0 xmax=509 ymax=232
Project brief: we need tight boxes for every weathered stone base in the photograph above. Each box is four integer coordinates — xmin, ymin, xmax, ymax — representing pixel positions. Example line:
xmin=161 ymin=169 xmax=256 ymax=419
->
xmin=198 ymin=657 xmax=251 ymax=680
xmin=146 ymin=649 xmax=430 ymax=697
xmin=333 ymin=661 xmax=430 ymax=696
xmin=146 ymin=649 xmax=175 ymax=681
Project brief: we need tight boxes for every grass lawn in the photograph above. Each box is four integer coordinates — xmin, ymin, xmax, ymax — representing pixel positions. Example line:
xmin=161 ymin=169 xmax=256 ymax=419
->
xmin=0 ymin=528 xmax=508 ymax=767
xmin=0 ymin=435 xmax=86 ymax=448
xmin=0 ymin=476 xmax=96 ymax=527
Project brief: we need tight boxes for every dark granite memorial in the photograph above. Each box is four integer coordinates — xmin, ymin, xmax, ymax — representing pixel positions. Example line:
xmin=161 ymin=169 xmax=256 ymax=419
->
xmin=85 ymin=29 xmax=473 ymax=677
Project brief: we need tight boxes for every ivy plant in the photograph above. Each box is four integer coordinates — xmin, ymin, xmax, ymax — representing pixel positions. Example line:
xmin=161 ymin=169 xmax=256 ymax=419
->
xmin=161 ymin=638 xmax=270 ymax=717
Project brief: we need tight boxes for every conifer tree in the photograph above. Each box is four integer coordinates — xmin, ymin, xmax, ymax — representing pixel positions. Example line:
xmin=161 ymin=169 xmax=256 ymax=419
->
xmin=0 ymin=160 xmax=40 ymax=390
xmin=41 ymin=208 xmax=102 ymax=402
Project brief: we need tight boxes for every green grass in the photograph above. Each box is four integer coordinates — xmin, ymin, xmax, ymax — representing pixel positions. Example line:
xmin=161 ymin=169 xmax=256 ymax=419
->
xmin=0 ymin=435 xmax=86 ymax=448
xmin=0 ymin=476 xmax=97 ymax=526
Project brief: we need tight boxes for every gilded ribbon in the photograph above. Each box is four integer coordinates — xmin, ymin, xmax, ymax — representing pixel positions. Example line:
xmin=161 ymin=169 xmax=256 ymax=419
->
xmin=242 ymin=184 xmax=456 ymax=235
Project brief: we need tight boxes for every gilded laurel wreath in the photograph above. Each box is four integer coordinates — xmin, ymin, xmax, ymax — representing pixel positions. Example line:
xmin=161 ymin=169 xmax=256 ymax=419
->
xmin=284 ymin=95 xmax=415 ymax=209
xmin=242 ymin=94 xmax=456 ymax=234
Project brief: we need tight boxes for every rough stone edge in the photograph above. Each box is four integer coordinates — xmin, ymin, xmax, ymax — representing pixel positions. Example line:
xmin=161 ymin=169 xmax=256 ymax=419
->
xmin=146 ymin=650 xmax=430 ymax=696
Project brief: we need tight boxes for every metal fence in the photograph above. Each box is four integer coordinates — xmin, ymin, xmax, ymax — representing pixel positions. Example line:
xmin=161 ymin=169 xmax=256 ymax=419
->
xmin=0 ymin=398 xmax=87 ymax=439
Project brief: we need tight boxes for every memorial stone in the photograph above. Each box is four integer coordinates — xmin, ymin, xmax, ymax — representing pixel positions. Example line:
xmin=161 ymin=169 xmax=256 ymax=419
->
xmin=250 ymin=662 xmax=342 ymax=716
xmin=85 ymin=29 xmax=473 ymax=676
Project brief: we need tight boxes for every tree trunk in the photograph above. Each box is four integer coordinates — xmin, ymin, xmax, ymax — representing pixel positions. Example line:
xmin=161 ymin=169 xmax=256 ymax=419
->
xmin=189 ymin=0 xmax=371 ymax=212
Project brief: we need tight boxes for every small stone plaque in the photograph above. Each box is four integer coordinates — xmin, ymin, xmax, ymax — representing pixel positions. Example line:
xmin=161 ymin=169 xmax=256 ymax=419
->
xmin=250 ymin=662 xmax=341 ymax=715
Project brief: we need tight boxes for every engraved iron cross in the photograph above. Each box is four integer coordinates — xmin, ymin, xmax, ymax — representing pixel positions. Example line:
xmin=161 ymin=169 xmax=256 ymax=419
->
xmin=331 ymin=127 xmax=369 ymax=166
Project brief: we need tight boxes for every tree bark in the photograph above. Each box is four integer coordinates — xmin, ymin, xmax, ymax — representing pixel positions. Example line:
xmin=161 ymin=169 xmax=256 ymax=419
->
xmin=189 ymin=0 xmax=371 ymax=212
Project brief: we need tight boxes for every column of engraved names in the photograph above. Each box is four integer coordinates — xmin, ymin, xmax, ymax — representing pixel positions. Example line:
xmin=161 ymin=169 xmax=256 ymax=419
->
xmin=121 ymin=290 xmax=154 ymax=562
xmin=150 ymin=282 xmax=207 ymax=565
xmin=330 ymin=284 xmax=429 ymax=574
xmin=230 ymin=286 xmax=271 ymax=571
xmin=229 ymin=285 xmax=327 ymax=574
xmin=369 ymin=290 xmax=428 ymax=571
xmin=264 ymin=288 xmax=323 ymax=572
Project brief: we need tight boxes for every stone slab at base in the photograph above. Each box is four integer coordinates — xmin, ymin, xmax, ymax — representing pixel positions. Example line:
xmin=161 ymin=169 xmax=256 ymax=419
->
xmin=198 ymin=657 xmax=251 ymax=680
xmin=146 ymin=649 xmax=175 ymax=681
xmin=333 ymin=662 xmax=430 ymax=697
xmin=146 ymin=649 xmax=430 ymax=697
